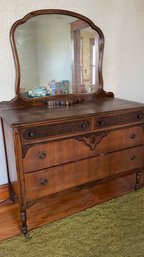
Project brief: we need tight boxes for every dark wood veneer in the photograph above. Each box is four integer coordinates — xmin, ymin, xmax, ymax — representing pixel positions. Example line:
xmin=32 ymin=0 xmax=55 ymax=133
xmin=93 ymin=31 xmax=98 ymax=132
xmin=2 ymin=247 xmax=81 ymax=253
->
xmin=96 ymin=111 xmax=144 ymax=128
xmin=22 ymin=119 xmax=91 ymax=140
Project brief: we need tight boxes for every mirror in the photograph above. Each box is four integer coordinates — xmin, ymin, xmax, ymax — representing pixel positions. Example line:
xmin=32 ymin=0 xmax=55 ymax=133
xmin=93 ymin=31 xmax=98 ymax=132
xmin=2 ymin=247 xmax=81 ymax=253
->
xmin=11 ymin=10 xmax=104 ymax=99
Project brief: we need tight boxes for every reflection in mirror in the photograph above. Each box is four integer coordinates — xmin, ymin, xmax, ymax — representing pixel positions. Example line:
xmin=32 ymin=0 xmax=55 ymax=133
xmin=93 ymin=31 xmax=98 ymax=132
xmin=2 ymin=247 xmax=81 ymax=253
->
xmin=14 ymin=14 xmax=100 ymax=98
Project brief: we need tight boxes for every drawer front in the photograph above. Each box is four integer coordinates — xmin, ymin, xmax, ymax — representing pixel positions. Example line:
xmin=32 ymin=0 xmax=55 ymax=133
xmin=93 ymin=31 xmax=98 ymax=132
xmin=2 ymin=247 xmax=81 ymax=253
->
xmin=95 ymin=111 xmax=144 ymax=129
xmin=22 ymin=126 xmax=144 ymax=173
xmin=25 ymin=146 xmax=144 ymax=202
xmin=21 ymin=118 xmax=91 ymax=142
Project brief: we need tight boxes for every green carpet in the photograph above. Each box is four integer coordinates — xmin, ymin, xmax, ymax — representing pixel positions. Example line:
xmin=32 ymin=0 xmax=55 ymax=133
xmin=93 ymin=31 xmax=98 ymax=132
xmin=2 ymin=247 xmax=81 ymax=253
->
xmin=1 ymin=189 xmax=144 ymax=257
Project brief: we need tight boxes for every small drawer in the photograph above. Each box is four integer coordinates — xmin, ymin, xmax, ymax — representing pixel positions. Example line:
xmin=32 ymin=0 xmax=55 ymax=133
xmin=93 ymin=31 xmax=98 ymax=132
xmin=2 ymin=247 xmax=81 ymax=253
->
xmin=95 ymin=111 xmax=144 ymax=129
xmin=25 ymin=145 xmax=144 ymax=202
xmin=21 ymin=118 xmax=91 ymax=143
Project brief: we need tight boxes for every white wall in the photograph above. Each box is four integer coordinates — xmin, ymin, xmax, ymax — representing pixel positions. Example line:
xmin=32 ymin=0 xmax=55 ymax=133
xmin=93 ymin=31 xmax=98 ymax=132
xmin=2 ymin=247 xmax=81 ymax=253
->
xmin=0 ymin=0 xmax=144 ymax=184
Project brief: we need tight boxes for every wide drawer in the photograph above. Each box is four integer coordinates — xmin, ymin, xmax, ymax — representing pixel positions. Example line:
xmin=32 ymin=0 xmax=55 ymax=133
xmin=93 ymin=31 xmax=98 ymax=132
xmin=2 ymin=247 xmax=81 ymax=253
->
xmin=95 ymin=111 xmax=144 ymax=129
xmin=22 ymin=126 xmax=144 ymax=173
xmin=21 ymin=118 xmax=91 ymax=143
xmin=25 ymin=146 xmax=144 ymax=202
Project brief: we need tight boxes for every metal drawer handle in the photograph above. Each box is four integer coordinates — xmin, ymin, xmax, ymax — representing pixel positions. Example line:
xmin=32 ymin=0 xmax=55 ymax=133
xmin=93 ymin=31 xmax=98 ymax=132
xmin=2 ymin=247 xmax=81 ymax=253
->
xmin=131 ymin=133 xmax=136 ymax=139
xmin=131 ymin=155 xmax=136 ymax=161
xmin=38 ymin=152 xmax=46 ymax=159
xmin=40 ymin=178 xmax=48 ymax=186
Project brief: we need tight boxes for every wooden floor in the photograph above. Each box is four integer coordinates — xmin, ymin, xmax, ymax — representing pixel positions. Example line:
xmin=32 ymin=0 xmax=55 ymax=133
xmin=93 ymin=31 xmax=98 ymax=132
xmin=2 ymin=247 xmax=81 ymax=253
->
xmin=0 ymin=172 xmax=143 ymax=241
xmin=0 ymin=201 xmax=20 ymax=240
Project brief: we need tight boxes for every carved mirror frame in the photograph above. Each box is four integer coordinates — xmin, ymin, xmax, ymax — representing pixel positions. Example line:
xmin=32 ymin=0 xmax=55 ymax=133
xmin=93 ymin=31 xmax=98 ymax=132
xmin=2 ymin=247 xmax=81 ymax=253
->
xmin=9 ymin=9 xmax=113 ymax=108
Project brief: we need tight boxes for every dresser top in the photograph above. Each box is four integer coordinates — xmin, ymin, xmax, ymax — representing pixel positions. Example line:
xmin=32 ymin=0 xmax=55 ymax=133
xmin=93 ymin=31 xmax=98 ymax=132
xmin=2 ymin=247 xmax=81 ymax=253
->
xmin=1 ymin=98 xmax=144 ymax=127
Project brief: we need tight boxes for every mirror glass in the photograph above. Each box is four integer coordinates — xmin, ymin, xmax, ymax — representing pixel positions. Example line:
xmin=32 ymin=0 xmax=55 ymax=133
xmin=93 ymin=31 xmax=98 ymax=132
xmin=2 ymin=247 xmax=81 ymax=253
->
xmin=14 ymin=14 xmax=100 ymax=98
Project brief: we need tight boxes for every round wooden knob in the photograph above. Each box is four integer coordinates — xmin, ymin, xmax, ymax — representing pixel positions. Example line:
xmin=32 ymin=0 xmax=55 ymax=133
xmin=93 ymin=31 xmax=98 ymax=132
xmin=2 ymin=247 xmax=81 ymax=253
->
xmin=38 ymin=152 xmax=46 ymax=159
xmin=131 ymin=133 xmax=136 ymax=139
xmin=131 ymin=155 xmax=136 ymax=161
xmin=81 ymin=123 xmax=87 ymax=128
xmin=40 ymin=178 xmax=48 ymax=186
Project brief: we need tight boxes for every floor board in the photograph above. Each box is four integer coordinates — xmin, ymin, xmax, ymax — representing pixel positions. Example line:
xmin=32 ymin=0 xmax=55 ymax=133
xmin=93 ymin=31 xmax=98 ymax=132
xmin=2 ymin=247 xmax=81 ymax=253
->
xmin=0 ymin=201 xmax=20 ymax=240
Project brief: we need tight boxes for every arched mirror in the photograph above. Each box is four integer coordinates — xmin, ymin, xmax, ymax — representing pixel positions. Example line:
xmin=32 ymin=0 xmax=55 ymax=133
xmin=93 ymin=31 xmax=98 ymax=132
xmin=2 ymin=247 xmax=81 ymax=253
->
xmin=10 ymin=10 xmax=104 ymax=100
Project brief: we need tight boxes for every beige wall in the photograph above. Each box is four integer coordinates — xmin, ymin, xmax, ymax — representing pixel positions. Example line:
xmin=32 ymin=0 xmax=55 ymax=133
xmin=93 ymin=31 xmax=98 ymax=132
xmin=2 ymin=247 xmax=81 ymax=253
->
xmin=0 ymin=0 xmax=144 ymax=183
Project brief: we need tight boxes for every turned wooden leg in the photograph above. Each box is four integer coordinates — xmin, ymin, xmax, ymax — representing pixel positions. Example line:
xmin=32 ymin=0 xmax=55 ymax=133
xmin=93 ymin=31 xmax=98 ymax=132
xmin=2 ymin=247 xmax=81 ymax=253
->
xmin=21 ymin=210 xmax=29 ymax=238
xmin=135 ymin=170 xmax=141 ymax=191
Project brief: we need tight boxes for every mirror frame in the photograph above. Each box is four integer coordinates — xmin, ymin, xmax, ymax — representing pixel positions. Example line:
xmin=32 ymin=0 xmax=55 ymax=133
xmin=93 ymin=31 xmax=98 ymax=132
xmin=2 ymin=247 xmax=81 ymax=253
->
xmin=10 ymin=9 xmax=113 ymax=104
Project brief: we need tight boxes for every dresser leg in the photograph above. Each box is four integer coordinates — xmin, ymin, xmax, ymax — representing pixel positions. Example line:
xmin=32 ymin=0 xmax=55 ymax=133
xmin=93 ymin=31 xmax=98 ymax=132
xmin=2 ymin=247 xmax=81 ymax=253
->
xmin=135 ymin=170 xmax=141 ymax=191
xmin=21 ymin=210 xmax=29 ymax=238
xmin=9 ymin=183 xmax=16 ymax=203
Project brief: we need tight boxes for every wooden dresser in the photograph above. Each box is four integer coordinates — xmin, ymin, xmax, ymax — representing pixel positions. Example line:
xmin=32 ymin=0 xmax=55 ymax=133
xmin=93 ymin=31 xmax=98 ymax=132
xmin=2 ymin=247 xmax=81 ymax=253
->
xmin=1 ymin=98 xmax=144 ymax=236
xmin=1 ymin=9 xmax=144 ymax=237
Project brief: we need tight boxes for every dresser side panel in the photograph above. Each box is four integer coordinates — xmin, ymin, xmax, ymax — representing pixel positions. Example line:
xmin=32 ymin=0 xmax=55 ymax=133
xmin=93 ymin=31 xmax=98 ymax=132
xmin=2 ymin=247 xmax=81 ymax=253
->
xmin=3 ymin=121 xmax=19 ymax=198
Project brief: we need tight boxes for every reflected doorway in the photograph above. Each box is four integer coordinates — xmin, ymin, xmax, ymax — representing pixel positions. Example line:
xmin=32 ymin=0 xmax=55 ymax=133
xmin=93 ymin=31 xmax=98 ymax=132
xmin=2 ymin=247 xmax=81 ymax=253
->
xmin=71 ymin=20 xmax=98 ymax=94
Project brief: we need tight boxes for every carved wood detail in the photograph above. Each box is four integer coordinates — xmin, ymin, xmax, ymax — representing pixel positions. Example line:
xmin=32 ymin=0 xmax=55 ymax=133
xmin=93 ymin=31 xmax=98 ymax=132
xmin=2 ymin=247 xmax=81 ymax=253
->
xmin=22 ymin=145 xmax=33 ymax=159
xmin=96 ymin=111 xmax=144 ymax=128
xmin=75 ymin=132 xmax=107 ymax=150
xmin=0 ymin=96 xmax=46 ymax=110
xmin=22 ymin=119 xmax=91 ymax=140
xmin=21 ymin=210 xmax=28 ymax=238
xmin=135 ymin=170 xmax=141 ymax=191
xmin=94 ymin=89 xmax=114 ymax=98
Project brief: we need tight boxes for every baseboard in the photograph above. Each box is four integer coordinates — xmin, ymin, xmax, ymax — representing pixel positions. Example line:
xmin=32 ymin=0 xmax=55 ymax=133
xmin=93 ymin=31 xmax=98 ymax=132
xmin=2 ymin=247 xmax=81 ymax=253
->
xmin=0 ymin=183 xmax=9 ymax=203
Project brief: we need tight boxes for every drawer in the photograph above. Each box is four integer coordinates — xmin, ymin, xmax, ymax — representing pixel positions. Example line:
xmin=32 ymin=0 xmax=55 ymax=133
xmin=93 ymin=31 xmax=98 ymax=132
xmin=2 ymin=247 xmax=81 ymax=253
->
xmin=22 ymin=126 xmax=144 ymax=173
xmin=95 ymin=111 xmax=144 ymax=129
xmin=25 ymin=146 xmax=144 ymax=202
xmin=21 ymin=118 xmax=91 ymax=143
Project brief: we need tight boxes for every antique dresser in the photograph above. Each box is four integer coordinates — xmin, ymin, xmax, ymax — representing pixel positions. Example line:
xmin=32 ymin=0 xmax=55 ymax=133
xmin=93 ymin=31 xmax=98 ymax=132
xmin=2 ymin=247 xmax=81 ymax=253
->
xmin=0 ymin=9 xmax=144 ymax=237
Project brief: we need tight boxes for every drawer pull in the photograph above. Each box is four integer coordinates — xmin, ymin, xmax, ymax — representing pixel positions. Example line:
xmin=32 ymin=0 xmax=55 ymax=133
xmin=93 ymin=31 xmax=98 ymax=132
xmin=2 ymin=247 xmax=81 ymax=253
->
xmin=137 ymin=114 xmax=143 ymax=120
xmin=38 ymin=152 xmax=46 ymax=159
xmin=81 ymin=123 xmax=87 ymax=128
xmin=28 ymin=131 xmax=35 ymax=138
xmin=98 ymin=120 xmax=105 ymax=126
xmin=40 ymin=178 xmax=48 ymax=186
xmin=131 ymin=155 xmax=136 ymax=161
xmin=131 ymin=133 xmax=136 ymax=139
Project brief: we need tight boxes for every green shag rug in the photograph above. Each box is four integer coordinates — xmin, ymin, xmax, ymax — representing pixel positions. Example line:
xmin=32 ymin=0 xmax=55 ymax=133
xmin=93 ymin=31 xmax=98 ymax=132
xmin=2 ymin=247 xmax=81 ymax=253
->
xmin=1 ymin=189 xmax=144 ymax=257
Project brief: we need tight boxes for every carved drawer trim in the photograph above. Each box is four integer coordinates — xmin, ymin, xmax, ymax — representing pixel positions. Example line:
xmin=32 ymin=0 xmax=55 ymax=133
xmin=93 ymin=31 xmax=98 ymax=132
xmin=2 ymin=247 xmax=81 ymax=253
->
xmin=75 ymin=132 xmax=107 ymax=150
xmin=22 ymin=119 xmax=91 ymax=141
xmin=96 ymin=111 xmax=144 ymax=128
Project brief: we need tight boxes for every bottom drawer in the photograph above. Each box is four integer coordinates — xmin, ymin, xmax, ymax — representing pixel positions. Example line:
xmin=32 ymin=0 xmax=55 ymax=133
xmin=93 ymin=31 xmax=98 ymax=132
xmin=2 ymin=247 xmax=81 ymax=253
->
xmin=25 ymin=146 xmax=144 ymax=202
